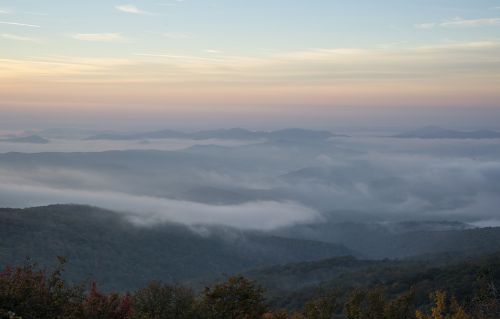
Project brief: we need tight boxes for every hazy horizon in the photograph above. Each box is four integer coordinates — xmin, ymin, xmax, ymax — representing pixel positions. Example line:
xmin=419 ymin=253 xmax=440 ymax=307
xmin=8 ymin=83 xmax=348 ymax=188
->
xmin=1 ymin=106 xmax=500 ymax=135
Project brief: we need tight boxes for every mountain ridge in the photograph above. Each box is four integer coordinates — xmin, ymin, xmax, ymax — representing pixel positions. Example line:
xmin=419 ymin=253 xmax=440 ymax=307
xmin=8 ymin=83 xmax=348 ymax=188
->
xmin=0 ymin=135 xmax=50 ymax=144
xmin=0 ymin=204 xmax=353 ymax=291
xmin=85 ymin=128 xmax=348 ymax=141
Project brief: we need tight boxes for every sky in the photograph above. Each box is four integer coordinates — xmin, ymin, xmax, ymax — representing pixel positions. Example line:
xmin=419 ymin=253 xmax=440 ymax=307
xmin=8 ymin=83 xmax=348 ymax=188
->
xmin=1 ymin=0 xmax=500 ymax=130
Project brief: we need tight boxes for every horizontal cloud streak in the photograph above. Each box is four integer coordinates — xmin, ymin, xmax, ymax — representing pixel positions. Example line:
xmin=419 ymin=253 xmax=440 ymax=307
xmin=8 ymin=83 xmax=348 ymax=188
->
xmin=0 ymin=33 xmax=40 ymax=42
xmin=0 ymin=21 xmax=40 ymax=28
xmin=71 ymin=33 xmax=129 ymax=42
xmin=162 ymin=32 xmax=193 ymax=39
xmin=441 ymin=17 xmax=500 ymax=27
xmin=416 ymin=17 xmax=500 ymax=29
xmin=3 ymin=41 xmax=500 ymax=84
xmin=116 ymin=4 xmax=153 ymax=15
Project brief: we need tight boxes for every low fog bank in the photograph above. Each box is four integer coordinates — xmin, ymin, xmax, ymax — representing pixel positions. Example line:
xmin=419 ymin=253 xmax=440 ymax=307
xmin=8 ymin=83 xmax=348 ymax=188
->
xmin=0 ymin=131 xmax=499 ymax=230
xmin=0 ymin=182 xmax=319 ymax=230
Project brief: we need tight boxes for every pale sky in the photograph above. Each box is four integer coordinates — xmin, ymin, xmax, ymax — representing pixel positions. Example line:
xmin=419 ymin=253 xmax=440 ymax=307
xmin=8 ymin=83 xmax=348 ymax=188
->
xmin=1 ymin=0 xmax=500 ymax=130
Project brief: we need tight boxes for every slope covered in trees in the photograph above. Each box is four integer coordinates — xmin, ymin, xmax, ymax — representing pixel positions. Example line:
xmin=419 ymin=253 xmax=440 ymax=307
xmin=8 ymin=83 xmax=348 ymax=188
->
xmin=0 ymin=205 xmax=352 ymax=291
xmin=275 ymin=221 xmax=500 ymax=258
xmin=245 ymin=253 xmax=500 ymax=311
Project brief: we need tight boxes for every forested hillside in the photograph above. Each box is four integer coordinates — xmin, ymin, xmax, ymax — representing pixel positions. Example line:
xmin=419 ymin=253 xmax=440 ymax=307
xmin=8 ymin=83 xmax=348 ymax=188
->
xmin=246 ymin=253 xmax=500 ymax=310
xmin=0 ymin=205 xmax=352 ymax=290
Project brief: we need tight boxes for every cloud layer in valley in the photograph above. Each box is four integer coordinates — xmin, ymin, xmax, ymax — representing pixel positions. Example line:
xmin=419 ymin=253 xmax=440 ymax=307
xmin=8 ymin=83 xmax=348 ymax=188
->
xmin=0 ymin=134 xmax=499 ymax=229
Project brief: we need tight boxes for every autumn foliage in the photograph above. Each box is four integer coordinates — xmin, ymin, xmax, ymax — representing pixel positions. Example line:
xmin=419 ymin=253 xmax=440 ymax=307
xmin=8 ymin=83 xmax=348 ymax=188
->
xmin=0 ymin=259 xmax=499 ymax=319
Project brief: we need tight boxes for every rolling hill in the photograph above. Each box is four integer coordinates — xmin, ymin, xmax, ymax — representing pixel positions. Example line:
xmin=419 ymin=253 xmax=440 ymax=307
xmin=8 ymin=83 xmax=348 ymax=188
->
xmin=0 ymin=204 xmax=353 ymax=291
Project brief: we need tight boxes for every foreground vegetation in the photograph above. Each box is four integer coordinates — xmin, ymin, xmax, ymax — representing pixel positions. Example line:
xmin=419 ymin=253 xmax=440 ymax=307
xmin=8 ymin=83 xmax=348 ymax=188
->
xmin=247 ymin=253 xmax=500 ymax=310
xmin=1 ymin=258 xmax=498 ymax=319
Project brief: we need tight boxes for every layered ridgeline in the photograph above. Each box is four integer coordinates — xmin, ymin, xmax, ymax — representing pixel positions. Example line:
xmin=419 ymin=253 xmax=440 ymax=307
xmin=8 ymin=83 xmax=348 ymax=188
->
xmin=85 ymin=128 xmax=348 ymax=141
xmin=273 ymin=219 xmax=500 ymax=259
xmin=0 ymin=205 xmax=352 ymax=291
xmin=392 ymin=126 xmax=500 ymax=139
xmin=0 ymin=135 xmax=50 ymax=144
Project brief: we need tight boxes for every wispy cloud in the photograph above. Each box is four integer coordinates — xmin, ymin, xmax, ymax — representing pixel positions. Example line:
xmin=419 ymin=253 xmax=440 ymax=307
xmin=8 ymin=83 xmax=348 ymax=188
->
xmin=0 ymin=57 xmax=135 ymax=84
xmin=24 ymin=12 xmax=49 ymax=16
xmin=0 ymin=9 xmax=12 ymax=14
xmin=71 ymin=33 xmax=129 ymax=42
xmin=442 ymin=17 xmax=500 ymax=27
xmin=134 ymin=53 xmax=219 ymax=61
xmin=414 ymin=41 xmax=499 ymax=51
xmin=1 ymin=33 xmax=41 ymax=42
xmin=116 ymin=4 xmax=154 ymax=15
xmin=414 ymin=22 xmax=436 ymax=29
xmin=416 ymin=17 xmax=500 ymax=29
xmin=157 ymin=0 xmax=186 ymax=6
xmin=163 ymin=32 xmax=192 ymax=39
xmin=0 ymin=21 xmax=40 ymax=28
xmin=204 ymin=49 xmax=223 ymax=54
xmin=376 ymin=41 xmax=409 ymax=49
xmin=4 ymin=40 xmax=500 ymax=85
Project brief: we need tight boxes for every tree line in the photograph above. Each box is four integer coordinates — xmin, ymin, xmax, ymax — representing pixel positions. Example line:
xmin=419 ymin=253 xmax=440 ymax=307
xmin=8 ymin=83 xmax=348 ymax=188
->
xmin=1 ymin=258 xmax=498 ymax=319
